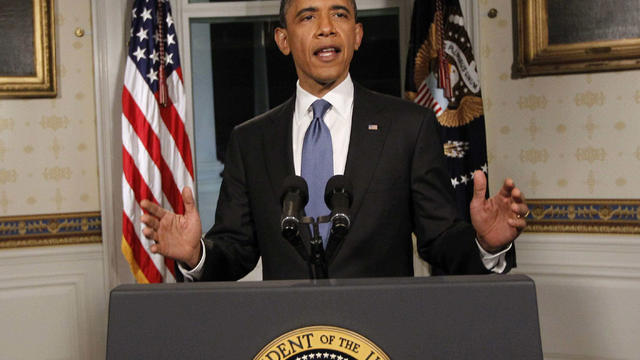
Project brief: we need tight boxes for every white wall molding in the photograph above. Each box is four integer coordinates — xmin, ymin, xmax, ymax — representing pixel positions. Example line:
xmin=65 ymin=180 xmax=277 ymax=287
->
xmin=514 ymin=233 xmax=640 ymax=272
xmin=512 ymin=232 xmax=640 ymax=360
xmin=91 ymin=0 xmax=119 ymax=294
xmin=182 ymin=0 xmax=278 ymax=18
xmin=0 ymin=278 xmax=83 ymax=359
xmin=528 ymin=273 xmax=640 ymax=360
xmin=544 ymin=353 xmax=622 ymax=360
xmin=92 ymin=0 xmax=136 ymax=290
xmin=515 ymin=264 xmax=640 ymax=279
xmin=0 ymin=244 xmax=107 ymax=360
xmin=518 ymin=235 xmax=640 ymax=251
xmin=0 ymin=243 xmax=103 ymax=264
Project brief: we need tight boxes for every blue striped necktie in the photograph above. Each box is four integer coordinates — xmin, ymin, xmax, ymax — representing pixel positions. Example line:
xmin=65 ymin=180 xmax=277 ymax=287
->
xmin=301 ymin=99 xmax=333 ymax=247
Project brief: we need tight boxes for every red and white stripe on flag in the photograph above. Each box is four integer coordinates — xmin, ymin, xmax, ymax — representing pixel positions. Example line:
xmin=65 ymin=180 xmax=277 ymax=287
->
xmin=414 ymin=78 xmax=443 ymax=116
xmin=122 ymin=0 xmax=194 ymax=283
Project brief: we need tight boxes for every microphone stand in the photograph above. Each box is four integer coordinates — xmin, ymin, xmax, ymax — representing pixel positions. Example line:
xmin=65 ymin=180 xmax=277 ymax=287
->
xmin=300 ymin=215 xmax=331 ymax=279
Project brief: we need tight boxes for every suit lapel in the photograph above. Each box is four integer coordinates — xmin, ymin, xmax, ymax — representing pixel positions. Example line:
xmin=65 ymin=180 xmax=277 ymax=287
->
xmin=344 ymin=84 xmax=391 ymax=223
xmin=262 ymin=96 xmax=314 ymax=243
xmin=263 ymin=96 xmax=296 ymax=202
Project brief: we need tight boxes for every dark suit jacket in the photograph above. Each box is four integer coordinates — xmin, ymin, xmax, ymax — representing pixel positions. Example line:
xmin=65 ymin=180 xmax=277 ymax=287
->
xmin=197 ymin=83 xmax=513 ymax=281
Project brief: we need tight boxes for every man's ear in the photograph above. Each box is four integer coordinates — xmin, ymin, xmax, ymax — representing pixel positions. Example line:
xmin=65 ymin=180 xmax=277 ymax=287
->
xmin=353 ymin=22 xmax=363 ymax=51
xmin=274 ymin=27 xmax=290 ymax=55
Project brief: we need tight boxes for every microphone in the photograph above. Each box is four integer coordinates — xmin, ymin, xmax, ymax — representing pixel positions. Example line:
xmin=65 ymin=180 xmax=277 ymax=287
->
xmin=280 ymin=175 xmax=309 ymax=240
xmin=324 ymin=175 xmax=353 ymax=238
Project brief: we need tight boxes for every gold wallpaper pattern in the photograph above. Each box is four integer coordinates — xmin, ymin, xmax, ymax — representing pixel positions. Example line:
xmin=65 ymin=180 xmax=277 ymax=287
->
xmin=480 ymin=0 xmax=640 ymax=202
xmin=0 ymin=0 xmax=99 ymax=217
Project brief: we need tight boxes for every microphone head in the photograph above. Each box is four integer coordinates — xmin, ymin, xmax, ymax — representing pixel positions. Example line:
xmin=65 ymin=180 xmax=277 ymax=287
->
xmin=324 ymin=175 xmax=353 ymax=208
xmin=280 ymin=175 xmax=309 ymax=206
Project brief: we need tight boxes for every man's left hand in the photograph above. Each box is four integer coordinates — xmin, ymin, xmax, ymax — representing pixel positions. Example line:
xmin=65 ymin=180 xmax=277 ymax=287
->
xmin=470 ymin=170 xmax=528 ymax=253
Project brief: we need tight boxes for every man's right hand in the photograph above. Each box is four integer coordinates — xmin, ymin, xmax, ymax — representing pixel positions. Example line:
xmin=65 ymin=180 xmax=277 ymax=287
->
xmin=140 ymin=187 xmax=203 ymax=269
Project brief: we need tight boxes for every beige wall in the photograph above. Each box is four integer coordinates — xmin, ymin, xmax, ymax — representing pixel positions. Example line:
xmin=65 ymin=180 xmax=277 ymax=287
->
xmin=479 ymin=0 xmax=640 ymax=199
xmin=0 ymin=1 xmax=107 ymax=359
xmin=479 ymin=2 xmax=640 ymax=359
xmin=0 ymin=0 xmax=99 ymax=216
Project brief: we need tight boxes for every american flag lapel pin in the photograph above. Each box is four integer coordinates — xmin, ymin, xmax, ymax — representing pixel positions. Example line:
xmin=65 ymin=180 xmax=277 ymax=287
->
xmin=368 ymin=124 xmax=378 ymax=131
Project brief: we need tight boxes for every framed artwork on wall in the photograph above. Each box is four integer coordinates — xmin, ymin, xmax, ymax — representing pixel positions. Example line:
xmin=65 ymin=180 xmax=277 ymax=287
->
xmin=512 ymin=0 xmax=640 ymax=77
xmin=0 ymin=0 xmax=56 ymax=98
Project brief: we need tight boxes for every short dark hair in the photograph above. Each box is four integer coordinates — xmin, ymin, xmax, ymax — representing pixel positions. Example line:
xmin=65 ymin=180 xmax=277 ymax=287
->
xmin=279 ymin=0 xmax=358 ymax=28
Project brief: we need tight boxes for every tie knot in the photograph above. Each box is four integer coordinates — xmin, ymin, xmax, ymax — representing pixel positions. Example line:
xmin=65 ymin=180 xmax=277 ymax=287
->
xmin=311 ymin=99 xmax=332 ymax=120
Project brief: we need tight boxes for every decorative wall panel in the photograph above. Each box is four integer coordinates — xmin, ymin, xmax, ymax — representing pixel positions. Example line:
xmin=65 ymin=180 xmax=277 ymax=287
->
xmin=525 ymin=199 xmax=640 ymax=234
xmin=0 ymin=211 xmax=101 ymax=248
xmin=0 ymin=245 xmax=107 ymax=360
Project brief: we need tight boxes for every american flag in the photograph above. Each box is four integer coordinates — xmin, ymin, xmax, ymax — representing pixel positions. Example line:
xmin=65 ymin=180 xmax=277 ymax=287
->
xmin=413 ymin=79 xmax=443 ymax=116
xmin=121 ymin=0 xmax=194 ymax=283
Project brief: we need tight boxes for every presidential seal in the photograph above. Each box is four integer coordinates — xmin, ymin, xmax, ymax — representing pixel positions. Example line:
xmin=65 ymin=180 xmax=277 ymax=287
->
xmin=410 ymin=4 xmax=484 ymax=129
xmin=254 ymin=326 xmax=391 ymax=360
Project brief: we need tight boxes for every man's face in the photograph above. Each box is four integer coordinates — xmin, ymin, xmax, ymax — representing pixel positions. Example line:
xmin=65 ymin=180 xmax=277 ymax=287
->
xmin=275 ymin=0 xmax=363 ymax=96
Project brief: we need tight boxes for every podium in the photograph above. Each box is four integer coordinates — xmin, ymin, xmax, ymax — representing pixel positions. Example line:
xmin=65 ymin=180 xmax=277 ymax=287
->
xmin=107 ymin=275 xmax=542 ymax=359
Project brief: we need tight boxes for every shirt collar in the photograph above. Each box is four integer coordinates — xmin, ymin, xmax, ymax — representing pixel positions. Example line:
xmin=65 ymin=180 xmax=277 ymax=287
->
xmin=295 ymin=74 xmax=354 ymax=124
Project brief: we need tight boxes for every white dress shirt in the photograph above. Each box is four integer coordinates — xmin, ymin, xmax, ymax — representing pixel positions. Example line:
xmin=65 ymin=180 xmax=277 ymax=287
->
xmin=180 ymin=74 xmax=508 ymax=280
xmin=292 ymin=74 xmax=353 ymax=176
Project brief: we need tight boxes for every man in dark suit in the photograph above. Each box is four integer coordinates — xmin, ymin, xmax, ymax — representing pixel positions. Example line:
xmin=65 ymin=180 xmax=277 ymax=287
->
xmin=140 ymin=0 xmax=529 ymax=281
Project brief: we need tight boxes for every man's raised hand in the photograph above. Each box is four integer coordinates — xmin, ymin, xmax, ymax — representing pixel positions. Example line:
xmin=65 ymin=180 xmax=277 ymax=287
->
xmin=140 ymin=187 xmax=203 ymax=268
xmin=469 ymin=170 xmax=528 ymax=253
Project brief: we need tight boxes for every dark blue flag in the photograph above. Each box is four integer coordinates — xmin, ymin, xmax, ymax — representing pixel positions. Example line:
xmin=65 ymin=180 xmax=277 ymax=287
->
xmin=406 ymin=1 xmax=515 ymax=273
xmin=405 ymin=0 xmax=488 ymax=222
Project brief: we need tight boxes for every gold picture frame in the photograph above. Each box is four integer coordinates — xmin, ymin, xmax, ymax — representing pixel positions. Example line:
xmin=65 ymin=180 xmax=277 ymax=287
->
xmin=512 ymin=0 xmax=640 ymax=77
xmin=0 ymin=0 xmax=57 ymax=98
